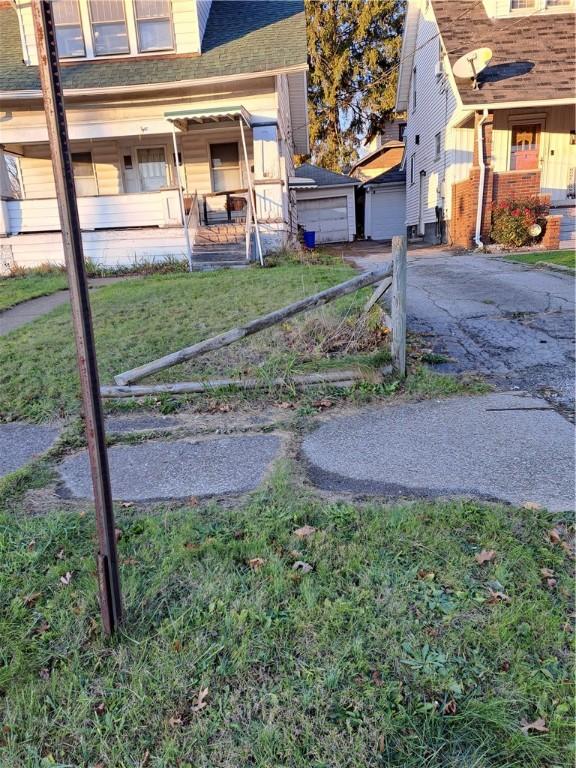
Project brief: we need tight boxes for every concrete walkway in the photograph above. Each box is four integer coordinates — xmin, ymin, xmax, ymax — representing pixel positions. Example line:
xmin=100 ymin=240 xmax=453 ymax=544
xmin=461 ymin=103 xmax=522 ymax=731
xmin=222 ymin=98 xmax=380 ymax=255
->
xmin=0 ymin=277 xmax=132 ymax=336
xmin=0 ymin=423 xmax=60 ymax=477
xmin=303 ymin=391 xmax=575 ymax=512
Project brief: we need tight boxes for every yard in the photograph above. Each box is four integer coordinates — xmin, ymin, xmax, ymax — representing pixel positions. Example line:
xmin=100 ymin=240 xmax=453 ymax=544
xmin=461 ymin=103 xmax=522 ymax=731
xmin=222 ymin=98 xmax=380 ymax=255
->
xmin=0 ymin=272 xmax=68 ymax=311
xmin=0 ymin=262 xmax=399 ymax=422
xmin=504 ymin=250 xmax=576 ymax=270
xmin=0 ymin=466 xmax=573 ymax=767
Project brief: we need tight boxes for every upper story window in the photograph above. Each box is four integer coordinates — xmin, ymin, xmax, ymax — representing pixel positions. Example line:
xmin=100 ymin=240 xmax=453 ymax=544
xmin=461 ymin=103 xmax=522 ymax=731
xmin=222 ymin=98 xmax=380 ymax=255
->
xmin=88 ymin=0 xmax=130 ymax=56
xmin=53 ymin=0 xmax=85 ymax=58
xmin=134 ymin=0 xmax=174 ymax=52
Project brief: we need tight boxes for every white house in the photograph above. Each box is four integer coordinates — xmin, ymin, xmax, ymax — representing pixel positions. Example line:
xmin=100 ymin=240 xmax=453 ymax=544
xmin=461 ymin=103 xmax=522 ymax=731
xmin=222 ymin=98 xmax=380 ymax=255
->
xmin=0 ymin=0 xmax=309 ymax=270
xmin=396 ymin=0 xmax=576 ymax=248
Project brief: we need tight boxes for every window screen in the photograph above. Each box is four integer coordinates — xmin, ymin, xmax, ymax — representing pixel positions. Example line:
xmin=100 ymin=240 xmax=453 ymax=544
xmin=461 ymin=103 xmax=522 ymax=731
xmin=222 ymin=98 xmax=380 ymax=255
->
xmin=134 ymin=0 xmax=174 ymax=52
xmin=72 ymin=152 xmax=97 ymax=196
xmin=89 ymin=0 xmax=129 ymax=56
xmin=53 ymin=0 xmax=85 ymax=58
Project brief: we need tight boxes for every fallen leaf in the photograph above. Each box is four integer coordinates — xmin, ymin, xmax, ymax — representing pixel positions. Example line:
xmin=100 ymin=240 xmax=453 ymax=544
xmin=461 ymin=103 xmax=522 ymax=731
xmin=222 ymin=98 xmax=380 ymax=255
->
xmin=540 ymin=567 xmax=555 ymax=578
xmin=500 ymin=660 xmax=511 ymax=672
xmin=184 ymin=542 xmax=199 ymax=551
xmin=417 ymin=569 xmax=435 ymax=580
xmin=442 ymin=699 xmax=457 ymax=715
xmin=475 ymin=549 xmax=496 ymax=565
xmin=27 ymin=540 xmax=36 ymax=551
xmin=172 ymin=639 xmax=182 ymax=652
xmin=121 ymin=557 xmax=138 ymax=566
xmin=378 ymin=735 xmax=385 ymax=753
xmin=188 ymin=496 xmax=199 ymax=507
xmin=313 ymin=398 xmax=333 ymax=409
xmin=218 ymin=403 xmax=231 ymax=413
xmin=371 ymin=670 xmax=384 ymax=686
xmin=523 ymin=501 xmax=542 ymax=511
xmin=141 ymin=749 xmax=150 ymax=767
xmin=561 ymin=540 xmax=574 ymax=558
xmin=23 ymin=592 xmax=42 ymax=607
xmin=248 ymin=557 xmax=266 ymax=571
xmin=94 ymin=701 xmax=106 ymax=716
xmin=546 ymin=578 xmax=557 ymax=589
xmin=191 ymin=687 xmax=209 ymax=713
xmin=39 ymin=668 xmax=50 ymax=681
xmin=487 ymin=588 xmax=511 ymax=605
xmin=292 ymin=560 xmax=313 ymax=573
xmin=121 ymin=502 xmax=134 ymax=509
xmin=114 ymin=528 xmax=122 ymax=542
xmin=520 ymin=717 xmax=548 ymax=734
xmin=548 ymin=528 xmax=562 ymax=544
xmin=56 ymin=548 xmax=65 ymax=560
xmin=34 ymin=621 xmax=50 ymax=635
xmin=60 ymin=571 xmax=73 ymax=586
xmin=168 ymin=715 xmax=182 ymax=728
xmin=294 ymin=525 xmax=316 ymax=539
xmin=278 ymin=401 xmax=294 ymax=409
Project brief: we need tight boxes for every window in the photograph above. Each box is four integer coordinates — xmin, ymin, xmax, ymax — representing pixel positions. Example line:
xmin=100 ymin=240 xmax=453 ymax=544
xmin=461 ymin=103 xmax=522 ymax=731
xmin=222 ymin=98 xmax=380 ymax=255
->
xmin=510 ymin=124 xmax=541 ymax=170
xmin=137 ymin=147 xmax=168 ymax=191
xmin=89 ymin=0 xmax=129 ymax=56
xmin=210 ymin=143 xmax=241 ymax=193
xmin=53 ymin=0 xmax=85 ymax=58
xmin=410 ymin=153 xmax=416 ymax=185
xmin=72 ymin=152 xmax=97 ymax=196
xmin=398 ymin=122 xmax=407 ymax=142
xmin=134 ymin=0 xmax=174 ymax=52
xmin=546 ymin=0 xmax=571 ymax=5
xmin=510 ymin=0 xmax=535 ymax=8
xmin=412 ymin=67 xmax=417 ymax=111
xmin=434 ymin=132 xmax=441 ymax=160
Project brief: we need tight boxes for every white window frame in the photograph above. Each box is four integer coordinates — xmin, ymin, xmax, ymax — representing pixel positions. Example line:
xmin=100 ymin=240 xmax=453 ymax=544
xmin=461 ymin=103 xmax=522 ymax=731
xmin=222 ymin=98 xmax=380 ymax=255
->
xmin=71 ymin=151 xmax=98 ymax=196
xmin=87 ymin=0 xmax=130 ymax=57
xmin=209 ymin=142 xmax=242 ymax=194
xmin=135 ymin=145 xmax=170 ymax=192
xmin=133 ymin=0 xmax=175 ymax=53
xmin=410 ymin=153 xmax=416 ymax=185
xmin=53 ymin=0 xmax=86 ymax=59
xmin=434 ymin=132 xmax=441 ymax=161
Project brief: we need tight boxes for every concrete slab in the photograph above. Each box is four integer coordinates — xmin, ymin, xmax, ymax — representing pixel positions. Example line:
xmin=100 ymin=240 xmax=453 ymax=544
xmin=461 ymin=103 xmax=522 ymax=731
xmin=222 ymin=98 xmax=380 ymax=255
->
xmin=303 ymin=393 xmax=575 ymax=512
xmin=0 ymin=423 xmax=60 ymax=477
xmin=105 ymin=415 xmax=181 ymax=434
xmin=58 ymin=434 xmax=281 ymax=501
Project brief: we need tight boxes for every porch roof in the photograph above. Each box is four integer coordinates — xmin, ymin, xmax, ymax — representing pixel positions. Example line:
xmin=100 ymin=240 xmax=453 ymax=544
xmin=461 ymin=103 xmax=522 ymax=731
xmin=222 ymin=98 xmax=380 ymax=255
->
xmin=164 ymin=106 xmax=253 ymax=131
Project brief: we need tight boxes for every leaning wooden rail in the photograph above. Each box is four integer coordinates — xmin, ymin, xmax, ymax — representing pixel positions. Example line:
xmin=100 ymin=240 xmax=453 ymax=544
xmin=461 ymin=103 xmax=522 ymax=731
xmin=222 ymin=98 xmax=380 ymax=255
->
xmin=110 ymin=235 xmax=408 ymax=391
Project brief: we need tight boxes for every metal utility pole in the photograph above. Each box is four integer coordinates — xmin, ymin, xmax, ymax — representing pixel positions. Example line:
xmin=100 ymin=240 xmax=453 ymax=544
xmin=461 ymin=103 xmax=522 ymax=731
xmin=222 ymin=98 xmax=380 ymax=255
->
xmin=32 ymin=0 xmax=122 ymax=635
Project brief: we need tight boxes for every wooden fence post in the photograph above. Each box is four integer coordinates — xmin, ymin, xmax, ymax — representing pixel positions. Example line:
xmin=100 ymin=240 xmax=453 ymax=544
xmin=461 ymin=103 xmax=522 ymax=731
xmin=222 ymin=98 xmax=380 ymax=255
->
xmin=391 ymin=235 xmax=407 ymax=377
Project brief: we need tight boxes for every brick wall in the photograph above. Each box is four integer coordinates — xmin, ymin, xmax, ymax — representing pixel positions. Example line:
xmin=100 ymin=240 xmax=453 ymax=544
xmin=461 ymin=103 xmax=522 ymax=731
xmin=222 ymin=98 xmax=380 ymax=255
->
xmin=542 ymin=215 xmax=562 ymax=249
xmin=450 ymin=112 xmax=560 ymax=248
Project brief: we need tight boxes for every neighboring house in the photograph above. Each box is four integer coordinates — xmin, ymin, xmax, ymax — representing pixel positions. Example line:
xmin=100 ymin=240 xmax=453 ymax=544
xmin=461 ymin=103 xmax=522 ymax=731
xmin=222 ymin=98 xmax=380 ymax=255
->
xmin=364 ymin=117 xmax=408 ymax=150
xmin=363 ymin=163 xmax=406 ymax=241
xmin=396 ymin=0 xmax=576 ymax=248
xmin=292 ymin=164 xmax=360 ymax=243
xmin=0 ymin=0 xmax=308 ymax=269
xmin=350 ymin=140 xmax=405 ymax=183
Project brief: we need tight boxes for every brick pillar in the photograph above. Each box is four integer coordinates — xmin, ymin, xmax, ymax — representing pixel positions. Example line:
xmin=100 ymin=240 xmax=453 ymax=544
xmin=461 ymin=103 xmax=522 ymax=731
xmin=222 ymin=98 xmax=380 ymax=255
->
xmin=542 ymin=215 xmax=561 ymax=250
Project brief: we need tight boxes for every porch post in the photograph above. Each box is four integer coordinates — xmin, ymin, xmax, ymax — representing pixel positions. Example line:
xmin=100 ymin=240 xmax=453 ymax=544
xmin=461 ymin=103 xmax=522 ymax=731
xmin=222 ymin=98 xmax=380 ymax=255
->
xmin=239 ymin=118 xmax=264 ymax=265
xmin=171 ymin=125 xmax=193 ymax=271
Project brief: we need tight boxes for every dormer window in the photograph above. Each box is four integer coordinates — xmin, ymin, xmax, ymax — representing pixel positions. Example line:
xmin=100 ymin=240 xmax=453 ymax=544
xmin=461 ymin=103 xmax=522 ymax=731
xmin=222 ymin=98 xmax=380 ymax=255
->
xmin=53 ymin=0 xmax=85 ymax=58
xmin=89 ymin=0 xmax=130 ymax=56
xmin=134 ymin=0 xmax=174 ymax=52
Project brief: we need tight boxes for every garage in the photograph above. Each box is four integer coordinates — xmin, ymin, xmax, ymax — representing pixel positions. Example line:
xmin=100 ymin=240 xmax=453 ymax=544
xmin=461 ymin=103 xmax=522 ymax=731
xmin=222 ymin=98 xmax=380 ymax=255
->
xmin=292 ymin=164 xmax=359 ymax=244
xmin=363 ymin=164 xmax=406 ymax=241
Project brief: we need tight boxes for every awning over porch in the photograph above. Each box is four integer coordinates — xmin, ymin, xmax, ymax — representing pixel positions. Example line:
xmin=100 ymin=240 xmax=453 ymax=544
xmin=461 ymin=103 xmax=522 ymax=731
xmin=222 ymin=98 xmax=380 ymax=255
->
xmin=164 ymin=105 xmax=253 ymax=132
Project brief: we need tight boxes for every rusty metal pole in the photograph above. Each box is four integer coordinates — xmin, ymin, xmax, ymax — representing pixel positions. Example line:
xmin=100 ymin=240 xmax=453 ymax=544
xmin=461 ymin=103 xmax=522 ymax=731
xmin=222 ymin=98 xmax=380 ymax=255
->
xmin=32 ymin=0 xmax=122 ymax=635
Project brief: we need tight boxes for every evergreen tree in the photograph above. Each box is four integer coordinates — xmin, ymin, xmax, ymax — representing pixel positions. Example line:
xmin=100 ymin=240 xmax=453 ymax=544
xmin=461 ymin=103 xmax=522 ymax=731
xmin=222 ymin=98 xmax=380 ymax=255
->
xmin=303 ymin=0 xmax=404 ymax=172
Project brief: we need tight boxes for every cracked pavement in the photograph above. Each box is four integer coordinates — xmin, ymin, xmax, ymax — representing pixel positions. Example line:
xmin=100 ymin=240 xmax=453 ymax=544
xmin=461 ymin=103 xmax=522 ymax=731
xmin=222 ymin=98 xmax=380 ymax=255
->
xmin=405 ymin=252 xmax=575 ymax=415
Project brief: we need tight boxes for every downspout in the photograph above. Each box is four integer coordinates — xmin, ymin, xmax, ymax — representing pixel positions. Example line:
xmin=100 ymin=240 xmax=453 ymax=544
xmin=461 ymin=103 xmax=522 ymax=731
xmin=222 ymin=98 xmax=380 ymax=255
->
xmin=474 ymin=108 xmax=489 ymax=248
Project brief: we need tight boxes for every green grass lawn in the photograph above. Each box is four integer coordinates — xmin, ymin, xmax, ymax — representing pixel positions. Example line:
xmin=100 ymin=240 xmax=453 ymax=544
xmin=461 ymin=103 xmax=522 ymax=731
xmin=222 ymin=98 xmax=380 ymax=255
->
xmin=505 ymin=250 xmax=575 ymax=270
xmin=0 ymin=467 xmax=573 ymax=767
xmin=0 ymin=273 xmax=68 ymax=312
xmin=0 ymin=264 xmax=393 ymax=422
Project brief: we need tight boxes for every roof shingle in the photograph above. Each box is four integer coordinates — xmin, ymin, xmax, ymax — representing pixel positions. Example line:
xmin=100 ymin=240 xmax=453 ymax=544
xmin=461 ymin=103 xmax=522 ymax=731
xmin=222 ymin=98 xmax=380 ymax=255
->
xmin=0 ymin=0 xmax=306 ymax=93
xmin=295 ymin=163 xmax=359 ymax=187
xmin=433 ymin=0 xmax=576 ymax=105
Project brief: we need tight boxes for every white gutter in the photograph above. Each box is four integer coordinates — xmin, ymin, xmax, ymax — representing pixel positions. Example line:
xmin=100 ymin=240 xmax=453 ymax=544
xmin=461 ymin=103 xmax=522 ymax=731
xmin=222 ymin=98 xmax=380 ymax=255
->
xmin=0 ymin=63 xmax=309 ymax=102
xmin=474 ymin=109 xmax=490 ymax=249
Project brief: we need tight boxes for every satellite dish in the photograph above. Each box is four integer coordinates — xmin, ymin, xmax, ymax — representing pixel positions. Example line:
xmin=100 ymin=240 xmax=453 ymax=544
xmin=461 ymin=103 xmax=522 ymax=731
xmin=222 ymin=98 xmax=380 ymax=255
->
xmin=452 ymin=47 xmax=493 ymax=89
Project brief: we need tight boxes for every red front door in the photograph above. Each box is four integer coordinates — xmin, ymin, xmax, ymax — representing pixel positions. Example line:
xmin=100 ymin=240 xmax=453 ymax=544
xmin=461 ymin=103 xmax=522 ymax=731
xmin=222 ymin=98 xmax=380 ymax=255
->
xmin=510 ymin=124 xmax=540 ymax=171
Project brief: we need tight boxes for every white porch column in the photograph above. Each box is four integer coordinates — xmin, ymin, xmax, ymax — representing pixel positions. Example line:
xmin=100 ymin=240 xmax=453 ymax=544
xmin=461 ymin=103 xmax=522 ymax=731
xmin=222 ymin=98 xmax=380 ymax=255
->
xmin=0 ymin=148 xmax=12 ymax=236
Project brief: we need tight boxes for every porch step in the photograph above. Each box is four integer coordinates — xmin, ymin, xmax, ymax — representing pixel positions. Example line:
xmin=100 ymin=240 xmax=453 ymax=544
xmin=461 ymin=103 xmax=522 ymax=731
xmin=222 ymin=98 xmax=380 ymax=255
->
xmin=191 ymin=242 xmax=246 ymax=267
xmin=194 ymin=224 xmax=246 ymax=246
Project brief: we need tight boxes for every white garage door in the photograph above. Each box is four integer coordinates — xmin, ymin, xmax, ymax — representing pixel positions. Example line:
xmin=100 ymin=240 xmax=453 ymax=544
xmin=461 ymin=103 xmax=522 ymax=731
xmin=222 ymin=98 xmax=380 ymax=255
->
xmin=368 ymin=186 xmax=406 ymax=240
xmin=297 ymin=196 xmax=349 ymax=243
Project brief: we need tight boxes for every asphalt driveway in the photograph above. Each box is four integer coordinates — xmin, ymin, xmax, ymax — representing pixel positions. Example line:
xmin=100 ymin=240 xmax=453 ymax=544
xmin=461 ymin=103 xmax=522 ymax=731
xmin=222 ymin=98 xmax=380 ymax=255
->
xmin=350 ymin=247 xmax=575 ymax=415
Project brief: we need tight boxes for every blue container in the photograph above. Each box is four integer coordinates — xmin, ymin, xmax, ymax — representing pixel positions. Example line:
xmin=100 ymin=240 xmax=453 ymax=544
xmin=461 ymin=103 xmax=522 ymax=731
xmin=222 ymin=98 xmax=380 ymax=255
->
xmin=303 ymin=230 xmax=316 ymax=249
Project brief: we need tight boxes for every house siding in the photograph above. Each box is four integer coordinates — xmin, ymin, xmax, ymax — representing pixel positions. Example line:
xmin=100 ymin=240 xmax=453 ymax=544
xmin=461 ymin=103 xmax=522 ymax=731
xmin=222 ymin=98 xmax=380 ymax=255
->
xmin=403 ymin=0 xmax=462 ymax=238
